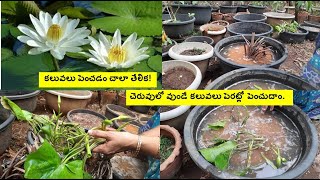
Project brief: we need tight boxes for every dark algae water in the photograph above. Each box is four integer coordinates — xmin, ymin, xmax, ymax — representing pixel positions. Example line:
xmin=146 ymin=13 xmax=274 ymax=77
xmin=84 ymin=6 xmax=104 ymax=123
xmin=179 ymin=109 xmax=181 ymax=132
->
xmin=197 ymin=106 xmax=302 ymax=178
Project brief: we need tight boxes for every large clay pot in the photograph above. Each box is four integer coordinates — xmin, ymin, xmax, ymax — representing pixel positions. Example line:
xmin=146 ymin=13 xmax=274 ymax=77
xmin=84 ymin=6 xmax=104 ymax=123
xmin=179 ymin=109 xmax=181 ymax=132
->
xmin=263 ymin=12 xmax=295 ymax=27
xmin=211 ymin=12 xmax=223 ymax=21
xmin=223 ymin=13 xmax=235 ymax=24
xmin=199 ymin=24 xmax=226 ymax=44
xmin=297 ymin=11 xmax=309 ymax=24
xmin=309 ymin=14 xmax=320 ymax=23
xmin=160 ymin=125 xmax=182 ymax=179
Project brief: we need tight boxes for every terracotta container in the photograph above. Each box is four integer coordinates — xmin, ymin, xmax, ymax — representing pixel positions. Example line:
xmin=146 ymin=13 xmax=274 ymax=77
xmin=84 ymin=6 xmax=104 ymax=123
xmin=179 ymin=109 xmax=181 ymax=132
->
xmin=211 ymin=12 xmax=223 ymax=21
xmin=45 ymin=90 xmax=92 ymax=114
xmin=309 ymin=14 xmax=320 ymax=23
xmin=101 ymin=91 xmax=117 ymax=106
xmin=160 ymin=125 xmax=182 ymax=179
xmin=223 ymin=13 xmax=235 ymax=24
xmin=117 ymin=93 xmax=126 ymax=107
xmin=297 ymin=11 xmax=309 ymax=24
xmin=210 ymin=20 xmax=229 ymax=27
xmin=200 ymin=24 xmax=226 ymax=44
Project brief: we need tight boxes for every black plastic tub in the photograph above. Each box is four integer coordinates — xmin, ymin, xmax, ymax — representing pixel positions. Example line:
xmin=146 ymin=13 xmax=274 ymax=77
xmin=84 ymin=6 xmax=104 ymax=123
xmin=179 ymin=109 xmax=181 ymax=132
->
xmin=227 ymin=22 xmax=273 ymax=36
xmin=237 ymin=5 xmax=248 ymax=12
xmin=205 ymin=68 xmax=319 ymax=90
xmin=214 ymin=35 xmax=287 ymax=72
xmin=279 ymin=29 xmax=309 ymax=44
xmin=303 ymin=21 xmax=320 ymax=28
xmin=300 ymin=25 xmax=320 ymax=41
xmin=0 ymin=91 xmax=40 ymax=112
xmin=184 ymin=104 xmax=318 ymax=179
xmin=211 ymin=7 xmax=219 ymax=12
xmin=171 ymin=4 xmax=212 ymax=25
xmin=163 ymin=14 xmax=195 ymax=38
xmin=162 ymin=39 xmax=177 ymax=58
xmin=219 ymin=5 xmax=237 ymax=14
xmin=233 ymin=13 xmax=267 ymax=23
xmin=0 ymin=105 xmax=15 ymax=155
xmin=184 ymin=36 xmax=214 ymax=46
xmin=248 ymin=4 xmax=266 ymax=14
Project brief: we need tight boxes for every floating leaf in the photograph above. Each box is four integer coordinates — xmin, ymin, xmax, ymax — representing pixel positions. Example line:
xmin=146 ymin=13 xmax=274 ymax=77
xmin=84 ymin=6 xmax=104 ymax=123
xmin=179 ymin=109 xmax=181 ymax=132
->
xmin=58 ymin=6 xmax=95 ymax=19
xmin=9 ymin=25 xmax=22 ymax=38
xmin=44 ymin=1 xmax=74 ymax=14
xmin=2 ymin=24 xmax=12 ymax=39
xmin=147 ymin=55 xmax=161 ymax=73
xmin=1 ymin=48 xmax=14 ymax=61
xmin=208 ymin=120 xmax=226 ymax=130
xmin=128 ymin=60 xmax=153 ymax=72
xmin=89 ymin=1 xmax=161 ymax=36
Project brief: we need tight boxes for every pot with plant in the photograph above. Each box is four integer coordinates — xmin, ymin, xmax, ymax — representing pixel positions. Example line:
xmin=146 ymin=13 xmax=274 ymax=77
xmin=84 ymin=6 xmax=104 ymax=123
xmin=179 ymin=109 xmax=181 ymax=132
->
xmin=162 ymin=30 xmax=177 ymax=58
xmin=161 ymin=60 xmax=202 ymax=131
xmin=223 ymin=13 xmax=235 ymax=24
xmin=275 ymin=21 xmax=309 ymax=43
xmin=162 ymin=4 xmax=195 ymax=39
xmin=171 ymin=1 xmax=212 ymax=25
xmin=308 ymin=7 xmax=320 ymax=23
xmin=296 ymin=1 xmax=312 ymax=24
xmin=168 ymin=42 xmax=214 ymax=78
xmin=248 ymin=1 xmax=266 ymax=14
xmin=160 ymin=125 xmax=182 ymax=179
xmin=199 ymin=23 xmax=227 ymax=44
xmin=210 ymin=20 xmax=229 ymax=27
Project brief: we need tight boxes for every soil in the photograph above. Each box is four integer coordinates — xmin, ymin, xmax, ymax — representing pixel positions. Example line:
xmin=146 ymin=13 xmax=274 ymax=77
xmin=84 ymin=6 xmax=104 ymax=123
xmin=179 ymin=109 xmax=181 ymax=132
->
xmin=69 ymin=113 xmax=103 ymax=129
xmin=163 ymin=67 xmax=195 ymax=90
xmin=180 ymin=48 xmax=206 ymax=56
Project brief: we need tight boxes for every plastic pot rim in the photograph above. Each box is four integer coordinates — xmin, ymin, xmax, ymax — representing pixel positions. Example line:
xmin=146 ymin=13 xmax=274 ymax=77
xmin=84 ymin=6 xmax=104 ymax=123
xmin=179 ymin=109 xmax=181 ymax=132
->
xmin=46 ymin=90 xmax=92 ymax=100
xmin=227 ymin=22 xmax=273 ymax=36
xmin=162 ymin=14 xmax=196 ymax=26
xmin=168 ymin=42 xmax=214 ymax=62
xmin=1 ymin=90 xmax=41 ymax=100
xmin=233 ymin=13 xmax=267 ymax=22
xmin=0 ymin=113 xmax=15 ymax=132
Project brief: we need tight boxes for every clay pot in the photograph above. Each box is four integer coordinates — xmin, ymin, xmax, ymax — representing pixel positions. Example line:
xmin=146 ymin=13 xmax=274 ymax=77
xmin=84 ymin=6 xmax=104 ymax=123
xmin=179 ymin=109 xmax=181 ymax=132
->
xmin=223 ymin=13 xmax=235 ymax=24
xmin=210 ymin=20 xmax=229 ymax=27
xmin=309 ymin=14 xmax=320 ymax=23
xmin=45 ymin=90 xmax=92 ymax=114
xmin=101 ymin=91 xmax=117 ymax=106
xmin=200 ymin=24 xmax=226 ymax=44
xmin=285 ymin=6 xmax=295 ymax=14
xmin=298 ymin=11 xmax=309 ymax=24
xmin=160 ymin=125 xmax=182 ymax=179
xmin=263 ymin=12 xmax=295 ymax=27
xmin=117 ymin=93 xmax=126 ymax=107
xmin=211 ymin=12 xmax=223 ymax=21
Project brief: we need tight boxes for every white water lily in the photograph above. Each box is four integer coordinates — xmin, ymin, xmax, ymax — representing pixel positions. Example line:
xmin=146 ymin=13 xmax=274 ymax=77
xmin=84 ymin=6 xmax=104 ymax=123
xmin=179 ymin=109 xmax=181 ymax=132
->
xmin=17 ymin=11 xmax=91 ymax=60
xmin=87 ymin=29 xmax=149 ymax=69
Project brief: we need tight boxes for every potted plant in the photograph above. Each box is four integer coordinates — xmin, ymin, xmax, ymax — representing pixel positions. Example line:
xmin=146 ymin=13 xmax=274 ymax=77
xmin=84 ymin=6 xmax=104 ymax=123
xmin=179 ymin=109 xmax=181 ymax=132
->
xmin=308 ymin=6 xmax=320 ymax=22
xmin=210 ymin=20 xmax=229 ymax=27
xmin=162 ymin=30 xmax=177 ymax=58
xmin=168 ymin=41 xmax=214 ymax=78
xmin=170 ymin=1 xmax=212 ymax=25
xmin=199 ymin=23 xmax=227 ymax=44
xmin=296 ymin=1 xmax=312 ymax=24
xmin=248 ymin=1 xmax=266 ymax=14
xmin=275 ymin=21 xmax=309 ymax=43
xmin=223 ymin=13 xmax=235 ymax=24
xmin=271 ymin=1 xmax=286 ymax=13
xmin=162 ymin=3 xmax=196 ymax=38
xmin=160 ymin=125 xmax=182 ymax=179
xmin=161 ymin=60 xmax=202 ymax=131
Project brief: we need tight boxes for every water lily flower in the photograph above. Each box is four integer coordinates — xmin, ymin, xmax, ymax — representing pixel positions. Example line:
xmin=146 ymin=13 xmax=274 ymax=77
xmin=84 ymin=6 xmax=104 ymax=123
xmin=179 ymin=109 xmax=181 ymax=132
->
xmin=86 ymin=29 xmax=149 ymax=69
xmin=17 ymin=11 xmax=91 ymax=60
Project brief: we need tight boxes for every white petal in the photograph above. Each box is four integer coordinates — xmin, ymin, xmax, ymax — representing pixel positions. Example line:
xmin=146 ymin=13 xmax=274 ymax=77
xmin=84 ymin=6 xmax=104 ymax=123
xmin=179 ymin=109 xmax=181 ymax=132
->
xmin=87 ymin=58 xmax=111 ymax=68
xmin=52 ymin=12 xmax=61 ymax=24
xmin=50 ymin=49 xmax=65 ymax=60
xmin=59 ymin=15 xmax=68 ymax=32
xmin=62 ymin=19 xmax=80 ymax=39
xmin=28 ymin=48 xmax=43 ymax=55
xmin=89 ymin=36 xmax=102 ymax=55
xmin=122 ymin=55 xmax=149 ymax=68
xmin=17 ymin=24 xmax=43 ymax=42
xmin=17 ymin=35 xmax=33 ymax=43
xmin=122 ymin=32 xmax=137 ymax=48
xmin=89 ymin=49 xmax=105 ymax=63
xmin=26 ymin=40 xmax=45 ymax=47
xmin=65 ymin=47 xmax=82 ymax=53
xmin=99 ymin=40 xmax=107 ymax=57
xmin=29 ymin=14 xmax=45 ymax=37
xmin=68 ymin=28 xmax=90 ymax=40
xmin=99 ymin=32 xmax=111 ymax=49
xmin=39 ymin=11 xmax=46 ymax=26
xmin=44 ymin=12 xmax=52 ymax=33
xmin=132 ymin=38 xmax=144 ymax=50
xmin=61 ymin=39 xmax=90 ymax=47
xmin=112 ymin=29 xmax=121 ymax=46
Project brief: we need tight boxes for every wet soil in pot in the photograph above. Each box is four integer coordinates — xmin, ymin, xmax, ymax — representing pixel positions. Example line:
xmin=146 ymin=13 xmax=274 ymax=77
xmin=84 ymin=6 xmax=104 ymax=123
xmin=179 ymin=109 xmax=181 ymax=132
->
xmin=160 ymin=135 xmax=175 ymax=163
xmin=220 ymin=42 xmax=275 ymax=65
xmin=180 ymin=48 xmax=206 ymax=56
xmin=69 ymin=113 xmax=102 ymax=129
xmin=162 ymin=67 xmax=195 ymax=90
xmin=226 ymin=79 xmax=292 ymax=90
xmin=197 ymin=106 xmax=302 ymax=178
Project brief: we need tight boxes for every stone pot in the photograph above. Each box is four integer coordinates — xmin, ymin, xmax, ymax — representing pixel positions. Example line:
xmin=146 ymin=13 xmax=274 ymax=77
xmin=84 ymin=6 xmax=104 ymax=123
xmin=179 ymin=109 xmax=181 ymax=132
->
xmin=263 ymin=12 xmax=295 ymax=27
xmin=211 ymin=12 xmax=223 ymax=21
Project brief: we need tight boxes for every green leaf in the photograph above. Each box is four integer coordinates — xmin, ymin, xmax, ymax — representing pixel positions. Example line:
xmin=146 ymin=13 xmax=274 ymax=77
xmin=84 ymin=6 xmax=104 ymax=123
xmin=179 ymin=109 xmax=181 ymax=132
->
xmin=59 ymin=60 xmax=106 ymax=72
xmin=2 ymin=53 xmax=55 ymax=89
xmin=208 ymin=120 xmax=226 ymax=130
xmin=89 ymin=1 xmax=161 ymax=36
xmin=155 ymin=47 xmax=162 ymax=53
xmin=1 ymin=1 xmax=17 ymax=16
xmin=58 ymin=6 xmax=95 ymax=19
xmin=9 ymin=25 xmax=22 ymax=38
xmin=199 ymin=141 xmax=236 ymax=170
xmin=2 ymin=24 xmax=12 ymax=39
xmin=1 ymin=96 xmax=33 ymax=121
xmin=66 ymin=52 xmax=91 ymax=60
xmin=146 ymin=47 xmax=155 ymax=56
xmin=24 ymin=141 xmax=84 ymax=179
xmin=44 ymin=1 xmax=74 ymax=14
xmin=147 ymin=55 xmax=161 ymax=73
xmin=1 ymin=48 xmax=14 ymax=61
xmin=128 ymin=60 xmax=153 ymax=72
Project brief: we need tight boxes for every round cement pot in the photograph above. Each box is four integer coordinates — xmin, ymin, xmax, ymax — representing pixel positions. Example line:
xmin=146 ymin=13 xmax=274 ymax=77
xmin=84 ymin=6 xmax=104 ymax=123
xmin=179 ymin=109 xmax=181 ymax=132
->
xmin=200 ymin=23 xmax=226 ymax=44
xmin=263 ymin=12 xmax=295 ymax=27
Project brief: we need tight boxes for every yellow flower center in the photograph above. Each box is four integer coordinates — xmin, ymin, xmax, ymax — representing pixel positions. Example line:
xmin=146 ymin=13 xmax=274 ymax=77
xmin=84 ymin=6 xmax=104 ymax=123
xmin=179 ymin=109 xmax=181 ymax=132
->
xmin=108 ymin=45 xmax=126 ymax=63
xmin=47 ymin=24 xmax=62 ymax=43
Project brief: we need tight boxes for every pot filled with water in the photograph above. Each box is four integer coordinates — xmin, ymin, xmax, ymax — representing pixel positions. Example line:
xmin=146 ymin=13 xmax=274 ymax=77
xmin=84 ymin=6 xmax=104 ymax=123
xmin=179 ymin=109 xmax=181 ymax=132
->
xmin=214 ymin=35 xmax=287 ymax=73
xmin=184 ymin=104 xmax=318 ymax=178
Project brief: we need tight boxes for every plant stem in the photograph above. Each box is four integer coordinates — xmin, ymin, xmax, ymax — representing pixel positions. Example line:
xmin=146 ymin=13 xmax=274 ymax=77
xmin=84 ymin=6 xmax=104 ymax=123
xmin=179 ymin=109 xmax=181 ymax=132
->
xmin=52 ymin=58 xmax=60 ymax=71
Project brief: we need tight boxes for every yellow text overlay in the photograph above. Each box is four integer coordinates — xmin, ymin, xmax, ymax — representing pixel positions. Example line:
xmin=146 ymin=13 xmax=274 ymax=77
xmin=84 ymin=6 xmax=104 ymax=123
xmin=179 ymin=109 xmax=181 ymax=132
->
xmin=126 ymin=90 xmax=293 ymax=106
xmin=39 ymin=72 xmax=157 ymax=88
